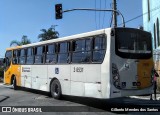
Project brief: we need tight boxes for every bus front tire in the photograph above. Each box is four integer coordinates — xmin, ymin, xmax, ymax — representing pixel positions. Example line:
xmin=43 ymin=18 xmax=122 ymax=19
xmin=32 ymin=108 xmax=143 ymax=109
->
xmin=13 ymin=77 xmax=18 ymax=90
xmin=50 ymin=80 xmax=62 ymax=99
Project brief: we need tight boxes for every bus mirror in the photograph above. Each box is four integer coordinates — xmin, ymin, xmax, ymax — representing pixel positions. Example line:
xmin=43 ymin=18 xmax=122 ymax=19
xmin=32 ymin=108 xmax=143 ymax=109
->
xmin=111 ymin=30 xmax=115 ymax=36
xmin=3 ymin=58 xmax=6 ymax=63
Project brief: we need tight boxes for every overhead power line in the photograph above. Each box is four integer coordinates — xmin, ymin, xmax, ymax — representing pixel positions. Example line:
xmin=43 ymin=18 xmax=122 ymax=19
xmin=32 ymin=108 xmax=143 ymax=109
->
xmin=109 ymin=3 xmax=113 ymax=27
xmin=102 ymin=0 xmax=107 ymax=28
xmin=64 ymin=8 xmax=125 ymax=27
xmin=99 ymin=0 xmax=102 ymax=29
xmin=94 ymin=0 xmax=97 ymax=29
xmin=110 ymin=13 xmax=113 ymax=27
xmin=118 ymin=5 xmax=160 ymax=26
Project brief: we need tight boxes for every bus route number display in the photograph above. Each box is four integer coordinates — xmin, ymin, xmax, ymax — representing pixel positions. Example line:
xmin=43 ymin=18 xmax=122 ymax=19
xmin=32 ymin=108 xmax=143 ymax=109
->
xmin=73 ymin=67 xmax=83 ymax=72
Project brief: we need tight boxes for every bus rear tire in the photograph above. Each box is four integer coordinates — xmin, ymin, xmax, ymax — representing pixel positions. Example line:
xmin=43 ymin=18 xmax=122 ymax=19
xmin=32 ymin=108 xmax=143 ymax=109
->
xmin=50 ymin=80 xmax=62 ymax=99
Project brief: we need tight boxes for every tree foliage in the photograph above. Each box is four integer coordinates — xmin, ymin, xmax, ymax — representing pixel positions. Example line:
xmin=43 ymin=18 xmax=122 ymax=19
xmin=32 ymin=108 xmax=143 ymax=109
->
xmin=38 ymin=26 xmax=59 ymax=41
xmin=10 ymin=35 xmax=31 ymax=46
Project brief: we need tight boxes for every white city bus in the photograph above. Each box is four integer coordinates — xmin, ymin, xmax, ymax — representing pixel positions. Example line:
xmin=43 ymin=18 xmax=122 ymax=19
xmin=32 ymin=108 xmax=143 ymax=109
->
xmin=4 ymin=27 xmax=153 ymax=99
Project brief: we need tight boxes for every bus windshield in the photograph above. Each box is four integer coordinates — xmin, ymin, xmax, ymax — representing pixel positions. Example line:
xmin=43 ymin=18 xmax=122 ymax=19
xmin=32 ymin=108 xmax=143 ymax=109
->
xmin=4 ymin=50 xmax=12 ymax=70
xmin=115 ymin=28 xmax=152 ymax=59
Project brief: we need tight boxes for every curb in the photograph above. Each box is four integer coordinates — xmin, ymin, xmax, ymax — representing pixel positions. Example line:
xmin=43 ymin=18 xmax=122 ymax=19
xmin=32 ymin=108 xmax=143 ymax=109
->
xmin=130 ymin=94 xmax=160 ymax=100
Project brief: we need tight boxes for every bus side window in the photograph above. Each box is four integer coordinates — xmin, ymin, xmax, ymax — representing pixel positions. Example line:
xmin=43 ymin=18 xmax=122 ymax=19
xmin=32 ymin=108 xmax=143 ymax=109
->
xmin=19 ymin=49 xmax=26 ymax=64
xmin=72 ymin=40 xmax=83 ymax=63
xmin=72 ymin=39 xmax=91 ymax=63
xmin=12 ymin=50 xmax=18 ymax=64
xmin=17 ymin=50 xmax=20 ymax=64
xmin=92 ymin=35 xmax=106 ymax=63
xmin=26 ymin=48 xmax=34 ymax=64
xmin=34 ymin=46 xmax=44 ymax=64
xmin=57 ymin=42 xmax=69 ymax=64
xmin=84 ymin=38 xmax=91 ymax=62
xmin=45 ymin=44 xmax=57 ymax=64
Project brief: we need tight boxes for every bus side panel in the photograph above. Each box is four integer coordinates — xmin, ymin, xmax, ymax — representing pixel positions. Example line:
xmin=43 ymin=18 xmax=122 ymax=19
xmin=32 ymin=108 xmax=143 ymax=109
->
xmin=48 ymin=65 xmax=71 ymax=94
xmin=70 ymin=64 xmax=102 ymax=98
xmin=84 ymin=65 xmax=101 ymax=98
xmin=70 ymin=65 xmax=86 ymax=97
xmin=31 ymin=65 xmax=48 ymax=91
xmin=101 ymin=58 xmax=111 ymax=99
xmin=100 ymin=29 xmax=111 ymax=99
xmin=21 ymin=65 xmax=32 ymax=88
xmin=21 ymin=65 xmax=49 ymax=91
xmin=58 ymin=65 xmax=71 ymax=95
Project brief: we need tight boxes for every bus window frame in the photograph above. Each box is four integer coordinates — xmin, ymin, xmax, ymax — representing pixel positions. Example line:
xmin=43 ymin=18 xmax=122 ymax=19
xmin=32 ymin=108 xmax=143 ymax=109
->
xmin=71 ymin=38 xmax=92 ymax=64
xmin=19 ymin=48 xmax=26 ymax=65
xmin=92 ymin=35 xmax=106 ymax=63
xmin=26 ymin=47 xmax=34 ymax=64
xmin=45 ymin=43 xmax=57 ymax=64
xmin=57 ymin=41 xmax=70 ymax=64
xmin=34 ymin=45 xmax=45 ymax=64
xmin=12 ymin=50 xmax=19 ymax=64
xmin=70 ymin=34 xmax=106 ymax=64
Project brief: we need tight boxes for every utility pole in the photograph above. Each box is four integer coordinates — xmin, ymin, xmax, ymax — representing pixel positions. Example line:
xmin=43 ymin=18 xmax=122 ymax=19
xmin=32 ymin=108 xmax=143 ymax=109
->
xmin=113 ymin=0 xmax=117 ymax=27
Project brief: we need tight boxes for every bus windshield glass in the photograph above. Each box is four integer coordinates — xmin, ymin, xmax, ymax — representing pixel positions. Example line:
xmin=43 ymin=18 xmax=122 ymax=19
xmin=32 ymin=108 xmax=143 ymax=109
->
xmin=4 ymin=50 xmax=12 ymax=70
xmin=115 ymin=28 xmax=152 ymax=59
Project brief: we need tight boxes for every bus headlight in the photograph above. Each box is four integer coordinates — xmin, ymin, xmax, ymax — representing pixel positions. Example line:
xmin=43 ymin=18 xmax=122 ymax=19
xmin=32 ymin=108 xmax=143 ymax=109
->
xmin=112 ymin=63 xmax=120 ymax=88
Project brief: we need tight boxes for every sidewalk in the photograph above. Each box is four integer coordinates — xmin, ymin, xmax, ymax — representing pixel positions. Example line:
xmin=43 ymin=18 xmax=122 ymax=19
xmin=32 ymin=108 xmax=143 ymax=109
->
xmin=130 ymin=94 xmax=160 ymax=100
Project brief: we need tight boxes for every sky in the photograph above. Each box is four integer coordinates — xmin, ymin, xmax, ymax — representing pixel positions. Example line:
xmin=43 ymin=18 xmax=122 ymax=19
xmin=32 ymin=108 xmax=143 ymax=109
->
xmin=0 ymin=0 xmax=143 ymax=58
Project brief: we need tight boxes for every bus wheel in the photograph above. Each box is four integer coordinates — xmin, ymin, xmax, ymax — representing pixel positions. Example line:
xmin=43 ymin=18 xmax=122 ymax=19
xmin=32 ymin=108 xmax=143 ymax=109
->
xmin=13 ymin=77 xmax=18 ymax=90
xmin=51 ymin=80 xmax=62 ymax=99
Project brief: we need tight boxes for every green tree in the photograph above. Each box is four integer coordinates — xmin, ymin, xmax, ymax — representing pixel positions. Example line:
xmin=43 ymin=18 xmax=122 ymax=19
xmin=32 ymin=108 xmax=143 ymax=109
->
xmin=38 ymin=25 xmax=59 ymax=41
xmin=10 ymin=35 xmax=31 ymax=46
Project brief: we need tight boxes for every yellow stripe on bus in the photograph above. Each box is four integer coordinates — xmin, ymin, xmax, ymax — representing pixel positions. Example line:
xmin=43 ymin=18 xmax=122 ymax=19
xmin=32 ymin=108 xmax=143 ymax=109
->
xmin=6 ymin=46 xmax=22 ymax=51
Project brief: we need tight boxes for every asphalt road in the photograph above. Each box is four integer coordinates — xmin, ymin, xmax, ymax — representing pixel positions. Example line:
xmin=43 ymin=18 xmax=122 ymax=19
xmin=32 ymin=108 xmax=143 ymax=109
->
xmin=1 ymin=83 xmax=160 ymax=115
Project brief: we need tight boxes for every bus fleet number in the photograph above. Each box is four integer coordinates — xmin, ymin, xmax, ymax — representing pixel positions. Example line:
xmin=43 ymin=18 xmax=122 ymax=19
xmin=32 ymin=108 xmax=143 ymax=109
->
xmin=73 ymin=67 xmax=83 ymax=72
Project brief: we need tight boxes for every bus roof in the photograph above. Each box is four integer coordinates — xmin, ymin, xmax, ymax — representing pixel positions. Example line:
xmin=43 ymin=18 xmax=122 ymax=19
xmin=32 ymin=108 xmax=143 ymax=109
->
xmin=6 ymin=28 xmax=111 ymax=50
xmin=6 ymin=46 xmax=22 ymax=51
